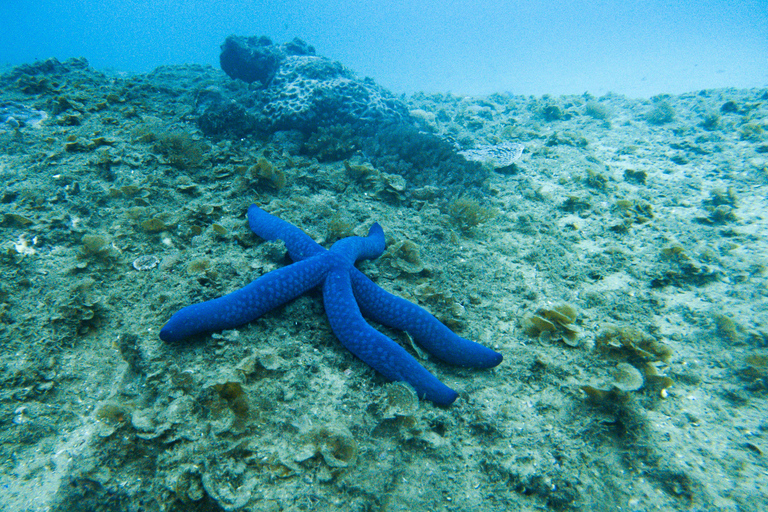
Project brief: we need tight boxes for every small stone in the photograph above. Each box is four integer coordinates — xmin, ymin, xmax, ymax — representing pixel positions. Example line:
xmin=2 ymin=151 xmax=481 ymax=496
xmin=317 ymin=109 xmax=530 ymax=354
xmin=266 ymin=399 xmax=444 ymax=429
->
xmin=133 ymin=255 xmax=160 ymax=271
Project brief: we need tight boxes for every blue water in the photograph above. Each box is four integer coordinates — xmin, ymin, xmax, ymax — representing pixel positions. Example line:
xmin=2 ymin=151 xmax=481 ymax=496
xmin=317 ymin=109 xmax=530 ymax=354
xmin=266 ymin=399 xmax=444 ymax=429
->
xmin=2 ymin=0 xmax=767 ymax=97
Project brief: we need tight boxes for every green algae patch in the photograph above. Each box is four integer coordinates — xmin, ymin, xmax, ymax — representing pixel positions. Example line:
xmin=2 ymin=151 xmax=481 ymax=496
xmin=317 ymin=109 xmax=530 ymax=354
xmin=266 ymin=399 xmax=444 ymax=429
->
xmin=645 ymin=99 xmax=676 ymax=125
xmin=445 ymin=195 xmax=496 ymax=230
xmin=149 ymin=130 xmax=208 ymax=169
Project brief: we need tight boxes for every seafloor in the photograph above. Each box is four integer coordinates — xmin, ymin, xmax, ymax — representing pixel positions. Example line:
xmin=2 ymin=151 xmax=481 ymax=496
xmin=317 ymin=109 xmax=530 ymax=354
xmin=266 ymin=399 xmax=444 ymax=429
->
xmin=0 ymin=59 xmax=767 ymax=512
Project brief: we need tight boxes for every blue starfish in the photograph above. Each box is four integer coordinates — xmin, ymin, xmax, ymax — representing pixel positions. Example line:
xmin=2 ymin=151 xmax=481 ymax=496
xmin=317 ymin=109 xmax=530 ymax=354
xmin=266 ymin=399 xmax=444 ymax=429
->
xmin=160 ymin=205 xmax=502 ymax=405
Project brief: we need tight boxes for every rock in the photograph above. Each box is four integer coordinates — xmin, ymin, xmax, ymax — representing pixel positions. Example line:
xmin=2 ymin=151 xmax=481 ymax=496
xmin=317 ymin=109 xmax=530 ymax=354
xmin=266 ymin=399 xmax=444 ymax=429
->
xmin=197 ymin=35 xmax=489 ymax=191
xmin=219 ymin=35 xmax=289 ymax=85
xmin=0 ymin=101 xmax=47 ymax=129
xmin=459 ymin=142 xmax=525 ymax=168
xmin=195 ymin=86 xmax=259 ymax=138
xmin=214 ymin=35 xmax=409 ymax=133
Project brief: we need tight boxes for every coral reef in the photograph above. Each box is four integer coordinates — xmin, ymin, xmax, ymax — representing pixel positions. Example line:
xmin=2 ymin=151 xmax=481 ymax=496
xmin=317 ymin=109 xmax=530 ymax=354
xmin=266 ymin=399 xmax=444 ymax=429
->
xmin=209 ymin=35 xmax=409 ymax=133
xmin=196 ymin=36 xmax=488 ymax=191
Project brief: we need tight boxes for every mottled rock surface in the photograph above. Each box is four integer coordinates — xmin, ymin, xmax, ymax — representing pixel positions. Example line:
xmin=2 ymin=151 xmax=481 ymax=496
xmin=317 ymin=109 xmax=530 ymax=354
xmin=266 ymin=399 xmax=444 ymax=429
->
xmin=197 ymin=36 xmax=488 ymax=191
xmin=215 ymin=35 xmax=409 ymax=132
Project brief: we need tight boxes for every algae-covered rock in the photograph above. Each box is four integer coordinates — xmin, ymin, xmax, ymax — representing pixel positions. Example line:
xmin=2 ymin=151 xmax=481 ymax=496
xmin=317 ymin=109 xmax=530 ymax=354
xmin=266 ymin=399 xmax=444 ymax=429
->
xmin=154 ymin=131 xmax=208 ymax=169
xmin=651 ymin=245 xmax=721 ymax=288
xmin=584 ymin=101 xmax=611 ymax=120
xmin=196 ymin=35 xmax=489 ymax=190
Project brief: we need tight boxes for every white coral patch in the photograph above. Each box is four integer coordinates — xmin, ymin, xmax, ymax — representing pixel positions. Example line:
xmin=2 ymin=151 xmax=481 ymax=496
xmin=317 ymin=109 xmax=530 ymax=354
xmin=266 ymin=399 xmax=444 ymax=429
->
xmin=459 ymin=142 xmax=525 ymax=167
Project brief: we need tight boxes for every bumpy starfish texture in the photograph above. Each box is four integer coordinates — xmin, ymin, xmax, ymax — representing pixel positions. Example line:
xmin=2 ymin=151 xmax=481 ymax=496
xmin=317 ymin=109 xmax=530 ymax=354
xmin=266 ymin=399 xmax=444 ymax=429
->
xmin=160 ymin=205 xmax=502 ymax=405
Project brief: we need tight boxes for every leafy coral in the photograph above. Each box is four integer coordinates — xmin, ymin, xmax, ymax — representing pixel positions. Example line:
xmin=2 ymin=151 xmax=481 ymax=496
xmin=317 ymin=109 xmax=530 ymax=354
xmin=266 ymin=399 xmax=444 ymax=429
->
xmin=250 ymin=157 xmax=287 ymax=189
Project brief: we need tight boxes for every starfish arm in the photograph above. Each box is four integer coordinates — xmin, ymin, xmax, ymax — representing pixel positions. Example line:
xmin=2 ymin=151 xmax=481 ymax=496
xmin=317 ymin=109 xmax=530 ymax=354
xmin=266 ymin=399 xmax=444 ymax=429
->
xmin=323 ymin=269 xmax=459 ymax=406
xmin=329 ymin=222 xmax=386 ymax=266
xmin=248 ymin=204 xmax=325 ymax=261
xmin=350 ymin=269 xmax=503 ymax=368
xmin=159 ymin=253 xmax=331 ymax=342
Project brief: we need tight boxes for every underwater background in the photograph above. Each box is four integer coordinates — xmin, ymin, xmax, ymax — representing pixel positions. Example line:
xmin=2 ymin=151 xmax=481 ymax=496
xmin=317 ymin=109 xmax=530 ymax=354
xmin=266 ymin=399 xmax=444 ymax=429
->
xmin=1 ymin=1 xmax=768 ymax=511
xmin=2 ymin=0 xmax=766 ymax=97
